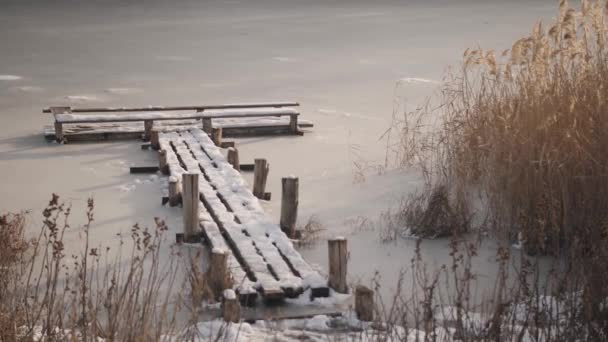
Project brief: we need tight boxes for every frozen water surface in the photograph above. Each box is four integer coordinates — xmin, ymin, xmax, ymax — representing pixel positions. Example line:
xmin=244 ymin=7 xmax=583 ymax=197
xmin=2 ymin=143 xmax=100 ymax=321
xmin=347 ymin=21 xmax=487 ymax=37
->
xmin=0 ymin=0 xmax=556 ymax=303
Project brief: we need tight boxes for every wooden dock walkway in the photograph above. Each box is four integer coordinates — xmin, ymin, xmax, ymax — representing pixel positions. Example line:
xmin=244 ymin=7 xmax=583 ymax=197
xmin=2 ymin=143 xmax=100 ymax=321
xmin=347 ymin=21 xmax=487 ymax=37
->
xmin=158 ymin=127 xmax=328 ymax=304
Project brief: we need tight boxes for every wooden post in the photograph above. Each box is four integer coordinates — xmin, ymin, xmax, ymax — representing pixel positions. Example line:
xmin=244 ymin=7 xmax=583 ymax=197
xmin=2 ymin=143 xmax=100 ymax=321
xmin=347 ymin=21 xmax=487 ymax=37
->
xmin=211 ymin=127 xmax=223 ymax=146
xmin=253 ymin=159 xmax=269 ymax=199
xmin=168 ymin=177 xmax=180 ymax=207
xmin=289 ymin=114 xmax=298 ymax=134
xmin=227 ymin=147 xmax=240 ymax=171
xmin=280 ymin=176 xmax=298 ymax=238
xmin=202 ymin=117 xmax=213 ymax=134
xmin=182 ymin=173 xmax=199 ymax=240
xmin=355 ymin=285 xmax=374 ymax=321
xmin=54 ymin=122 xmax=64 ymax=143
xmin=328 ymin=237 xmax=348 ymax=293
xmin=209 ymin=248 xmax=230 ymax=299
xmin=159 ymin=150 xmax=169 ymax=175
xmin=222 ymin=289 xmax=240 ymax=323
xmin=143 ymin=120 xmax=153 ymax=141
xmin=150 ymin=130 xmax=160 ymax=150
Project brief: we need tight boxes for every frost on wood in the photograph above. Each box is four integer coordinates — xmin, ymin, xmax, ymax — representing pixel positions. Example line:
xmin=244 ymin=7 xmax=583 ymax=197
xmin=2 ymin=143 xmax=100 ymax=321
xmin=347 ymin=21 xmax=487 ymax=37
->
xmin=158 ymin=128 xmax=326 ymax=299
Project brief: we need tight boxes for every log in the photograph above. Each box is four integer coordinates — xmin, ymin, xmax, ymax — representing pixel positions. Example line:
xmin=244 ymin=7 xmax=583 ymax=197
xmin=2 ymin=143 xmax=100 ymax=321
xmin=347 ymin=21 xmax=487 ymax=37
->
xmin=159 ymin=150 xmax=169 ymax=175
xmin=222 ymin=289 xmax=240 ymax=323
xmin=227 ymin=147 xmax=240 ymax=171
xmin=150 ymin=130 xmax=160 ymax=150
xmin=182 ymin=173 xmax=199 ymax=240
xmin=253 ymin=159 xmax=269 ymax=199
xmin=211 ymin=127 xmax=223 ymax=146
xmin=209 ymin=248 xmax=230 ymax=300
xmin=355 ymin=285 xmax=374 ymax=321
xmin=328 ymin=237 xmax=348 ymax=293
xmin=168 ymin=177 xmax=181 ymax=207
xmin=143 ymin=120 xmax=153 ymax=141
xmin=280 ymin=176 xmax=298 ymax=238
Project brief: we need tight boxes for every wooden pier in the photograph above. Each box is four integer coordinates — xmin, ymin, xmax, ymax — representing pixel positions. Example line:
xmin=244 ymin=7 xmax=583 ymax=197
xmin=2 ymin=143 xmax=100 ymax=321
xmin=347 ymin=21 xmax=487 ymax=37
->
xmin=159 ymin=128 xmax=328 ymax=304
xmin=42 ymin=102 xmax=359 ymax=320
xmin=42 ymin=102 xmax=314 ymax=142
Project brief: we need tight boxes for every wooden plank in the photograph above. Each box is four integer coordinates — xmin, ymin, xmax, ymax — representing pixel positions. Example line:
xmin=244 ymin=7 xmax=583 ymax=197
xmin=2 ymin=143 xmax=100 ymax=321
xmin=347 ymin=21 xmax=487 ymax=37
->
xmin=328 ymin=238 xmax=348 ymax=293
xmin=54 ymin=109 xmax=299 ymax=124
xmin=129 ymin=166 xmax=160 ymax=174
xmin=43 ymin=101 xmax=299 ymax=113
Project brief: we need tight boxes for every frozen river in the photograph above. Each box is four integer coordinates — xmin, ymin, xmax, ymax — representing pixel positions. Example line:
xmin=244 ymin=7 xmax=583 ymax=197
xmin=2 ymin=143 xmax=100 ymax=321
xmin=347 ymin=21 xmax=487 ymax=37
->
xmin=0 ymin=0 xmax=555 ymax=301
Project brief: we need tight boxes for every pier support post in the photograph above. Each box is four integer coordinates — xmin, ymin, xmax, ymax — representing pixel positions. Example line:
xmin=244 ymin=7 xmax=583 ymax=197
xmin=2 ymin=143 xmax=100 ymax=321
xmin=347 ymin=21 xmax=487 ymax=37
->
xmin=289 ymin=114 xmax=298 ymax=134
xmin=253 ymin=159 xmax=269 ymax=199
xmin=328 ymin=237 xmax=348 ymax=293
xmin=182 ymin=173 xmax=199 ymax=241
xmin=227 ymin=147 xmax=240 ymax=171
xmin=209 ymin=248 xmax=230 ymax=300
xmin=143 ymin=120 xmax=153 ymax=141
xmin=159 ymin=149 xmax=169 ymax=175
xmin=202 ymin=117 xmax=213 ymax=134
xmin=355 ymin=285 xmax=374 ymax=321
xmin=280 ymin=176 xmax=298 ymax=238
xmin=169 ymin=177 xmax=181 ymax=207
xmin=222 ymin=289 xmax=240 ymax=323
xmin=212 ymin=127 xmax=223 ymax=146
xmin=150 ymin=130 xmax=160 ymax=150
xmin=54 ymin=122 xmax=64 ymax=143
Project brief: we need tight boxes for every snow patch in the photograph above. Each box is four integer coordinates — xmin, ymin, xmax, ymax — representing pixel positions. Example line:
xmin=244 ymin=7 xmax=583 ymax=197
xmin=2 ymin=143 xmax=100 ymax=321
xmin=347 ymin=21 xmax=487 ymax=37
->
xmin=223 ymin=289 xmax=236 ymax=300
xmin=105 ymin=87 xmax=142 ymax=95
xmin=272 ymin=56 xmax=295 ymax=62
xmin=0 ymin=75 xmax=22 ymax=81
xmin=14 ymin=85 xmax=43 ymax=92
xmin=398 ymin=77 xmax=439 ymax=85
xmin=64 ymin=95 xmax=103 ymax=103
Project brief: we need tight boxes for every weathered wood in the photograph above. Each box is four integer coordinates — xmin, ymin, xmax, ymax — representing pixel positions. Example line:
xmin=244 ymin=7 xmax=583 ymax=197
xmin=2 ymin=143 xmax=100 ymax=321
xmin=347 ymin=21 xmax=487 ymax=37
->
xmin=355 ymin=285 xmax=374 ymax=321
xmin=150 ymin=130 xmax=160 ymax=149
xmin=253 ymin=159 xmax=269 ymax=199
xmin=227 ymin=147 xmax=240 ymax=171
xmin=239 ymin=164 xmax=255 ymax=172
xmin=159 ymin=150 xmax=169 ymax=175
xmin=280 ymin=176 xmax=299 ymax=238
xmin=202 ymin=117 xmax=213 ymax=134
xmin=209 ymin=248 xmax=231 ymax=300
xmin=289 ymin=114 xmax=298 ymax=134
xmin=220 ymin=141 xmax=236 ymax=149
xmin=43 ymin=102 xmax=299 ymax=113
xmin=143 ymin=120 xmax=154 ymax=141
xmin=328 ymin=238 xmax=348 ymax=293
xmin=54 ymin=122 xmax=64 ymax=143
xmin=211 ymin=127 xmax=223 ymax=146
xmin=168 ymin=177 xmax=180 ymax=207
xmin=222 ymin=289 xmax=240 ymax=323
xmin=129 ymin=166 xmax=159 ymax=174
xmin=49 ymin=106 xmax=71 ymax=114
xmin=141 ymin=143 xmax=151 ymax=150
xmin=182 ymin=173 xmax=200 ymax=240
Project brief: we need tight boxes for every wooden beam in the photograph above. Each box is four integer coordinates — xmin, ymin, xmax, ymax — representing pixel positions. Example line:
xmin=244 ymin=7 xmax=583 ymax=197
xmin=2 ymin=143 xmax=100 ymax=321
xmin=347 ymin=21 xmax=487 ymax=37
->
xmin=252 ymin=159 xmax=269 ymax=199
xmin=355 ymin=285 xmax=374 ymax=321
xmin=129 ymin=166 xmax=159 ymax=174
xmin=280 ymin=176 xmax=298 ymax=238
xmin=328 ymin=238 xmax=348 ymax=293
xmin=222 ymin=289 xmax=241 ymax=323
xmin=43 ymin=101 xmax=300 ymax=113
xmin=182 ymin=173 xmax=199 ymax=240
xmin=227 ymin=148 xmax=240 ymax=171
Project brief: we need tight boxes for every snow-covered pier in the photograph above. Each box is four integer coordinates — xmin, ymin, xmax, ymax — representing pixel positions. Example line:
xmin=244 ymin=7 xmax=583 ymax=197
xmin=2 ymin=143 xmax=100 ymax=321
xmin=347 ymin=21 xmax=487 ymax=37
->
xmin=42 ymin=102 xmax=314 ymax=142
xmin=158 ymin=127 xmax=329 ymax=306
